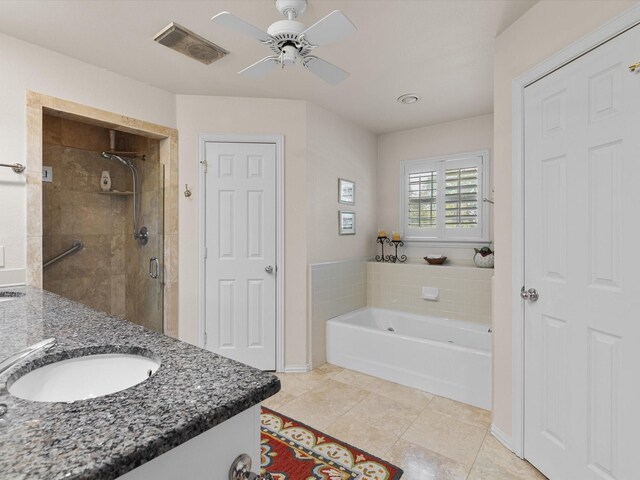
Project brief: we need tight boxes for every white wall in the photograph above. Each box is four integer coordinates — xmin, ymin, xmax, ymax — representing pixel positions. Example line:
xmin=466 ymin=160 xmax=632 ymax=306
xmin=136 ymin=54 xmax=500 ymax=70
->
xmin=377 ymin=114 xmax=494 ymax=262
xmin=306 ymin=103 xmax=378 ymax=264
xmin=175 ymin=95 xmax=309 ymax=368
xmin=492 ymin=0 xmax=635 ymax=439
xmin=0 ymin=32 xmax=176 ymax=286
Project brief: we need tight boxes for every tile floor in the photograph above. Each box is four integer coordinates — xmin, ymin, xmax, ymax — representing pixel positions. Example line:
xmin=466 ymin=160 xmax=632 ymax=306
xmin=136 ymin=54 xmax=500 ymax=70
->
xmin=262 ymin=364 xmax=547 ymax=480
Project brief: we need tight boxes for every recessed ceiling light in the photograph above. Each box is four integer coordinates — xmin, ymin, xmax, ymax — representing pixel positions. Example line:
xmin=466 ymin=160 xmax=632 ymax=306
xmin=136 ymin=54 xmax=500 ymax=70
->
xmin=397 ymin=93 xmax=420 ymax=104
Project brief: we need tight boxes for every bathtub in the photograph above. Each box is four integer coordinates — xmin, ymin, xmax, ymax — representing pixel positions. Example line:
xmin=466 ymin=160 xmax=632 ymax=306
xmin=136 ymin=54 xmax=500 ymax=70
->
xmin=326 ymin=307 xmax=491 ymax=409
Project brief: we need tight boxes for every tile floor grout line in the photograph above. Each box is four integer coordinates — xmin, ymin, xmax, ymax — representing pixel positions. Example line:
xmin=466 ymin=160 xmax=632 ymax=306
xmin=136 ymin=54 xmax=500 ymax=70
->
xmin=464 ymin=428 xmax=490 ymax=480
xmin=381 ymin=393 xmax=435 ymax=457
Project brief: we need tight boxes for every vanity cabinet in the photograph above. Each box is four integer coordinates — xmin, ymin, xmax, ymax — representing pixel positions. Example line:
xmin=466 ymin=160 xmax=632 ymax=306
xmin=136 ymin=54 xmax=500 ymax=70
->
xmin=119 ymin=405 xmax=260 ymax=479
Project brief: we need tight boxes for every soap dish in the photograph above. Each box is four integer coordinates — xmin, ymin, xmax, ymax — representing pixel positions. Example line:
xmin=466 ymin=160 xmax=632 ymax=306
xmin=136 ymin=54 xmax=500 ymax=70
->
xmin=424 ymin=255 xmax=447 ymax=265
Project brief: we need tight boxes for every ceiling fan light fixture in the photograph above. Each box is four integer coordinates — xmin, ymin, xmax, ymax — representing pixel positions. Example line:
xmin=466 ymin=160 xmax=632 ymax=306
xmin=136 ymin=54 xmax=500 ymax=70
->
xmin=397 ymin=93 xmax=420 ymax=104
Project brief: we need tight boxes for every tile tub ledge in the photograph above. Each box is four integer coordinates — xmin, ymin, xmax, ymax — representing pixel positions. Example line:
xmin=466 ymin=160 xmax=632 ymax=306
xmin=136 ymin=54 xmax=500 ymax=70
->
xmin=0 ymin=286 xmax=280 ymax=480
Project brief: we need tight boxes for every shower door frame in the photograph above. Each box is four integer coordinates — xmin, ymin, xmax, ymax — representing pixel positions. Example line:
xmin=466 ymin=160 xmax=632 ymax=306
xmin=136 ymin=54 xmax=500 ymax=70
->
xmin=25 ymin=92 xmax=180 ymax=338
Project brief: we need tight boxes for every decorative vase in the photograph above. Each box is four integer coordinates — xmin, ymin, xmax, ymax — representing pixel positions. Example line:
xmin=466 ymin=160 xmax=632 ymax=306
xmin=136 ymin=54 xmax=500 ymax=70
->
xmin=100 ymin=171 xmax=111 ymax=192
xmin=474 ymin=247 xmax=494 ymax=268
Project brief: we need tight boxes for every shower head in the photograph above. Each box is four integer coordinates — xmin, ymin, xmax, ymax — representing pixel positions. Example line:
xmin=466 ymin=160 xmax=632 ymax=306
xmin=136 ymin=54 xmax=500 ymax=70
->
xmin=101 ymin=152 xmax=134 ymax=168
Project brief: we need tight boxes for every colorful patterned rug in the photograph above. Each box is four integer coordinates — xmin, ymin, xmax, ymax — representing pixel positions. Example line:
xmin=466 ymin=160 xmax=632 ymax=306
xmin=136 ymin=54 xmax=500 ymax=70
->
xmin=260 ymin=407 xmax=403 ymax=480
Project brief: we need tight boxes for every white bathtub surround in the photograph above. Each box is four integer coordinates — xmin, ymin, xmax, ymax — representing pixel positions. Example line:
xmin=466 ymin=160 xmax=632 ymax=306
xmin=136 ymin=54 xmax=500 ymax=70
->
xmin=367 ymin=261 xmax=493 ymax=325
xmin=327 ymin=307 xmax=491 ymax=409
xmin=309 ymin=258 xmax=368 ymax=368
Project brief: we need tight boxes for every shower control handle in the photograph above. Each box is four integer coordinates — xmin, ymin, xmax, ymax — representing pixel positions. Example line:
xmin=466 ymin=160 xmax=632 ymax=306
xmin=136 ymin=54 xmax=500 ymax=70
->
xmin=265 ymin=266 xmax=273 ymax=274
xmin=149 ymin=257 xmax=160 ymax=279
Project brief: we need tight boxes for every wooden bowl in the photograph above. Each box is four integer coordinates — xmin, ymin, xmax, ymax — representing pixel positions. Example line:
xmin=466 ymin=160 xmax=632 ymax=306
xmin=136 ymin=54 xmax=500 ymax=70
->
xmin=424 ymin=256 xmax=447 ymax=265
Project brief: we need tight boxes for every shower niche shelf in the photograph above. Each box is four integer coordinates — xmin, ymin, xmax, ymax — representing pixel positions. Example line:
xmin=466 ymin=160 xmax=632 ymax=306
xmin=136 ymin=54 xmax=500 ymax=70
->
xmin=97 ymin=190 xmax=134 ymax=196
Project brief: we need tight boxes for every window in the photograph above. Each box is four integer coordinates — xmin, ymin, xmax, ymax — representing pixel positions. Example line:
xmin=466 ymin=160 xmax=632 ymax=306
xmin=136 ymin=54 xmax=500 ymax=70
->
xmin=400 ymin=150 xmax=489 ymax=242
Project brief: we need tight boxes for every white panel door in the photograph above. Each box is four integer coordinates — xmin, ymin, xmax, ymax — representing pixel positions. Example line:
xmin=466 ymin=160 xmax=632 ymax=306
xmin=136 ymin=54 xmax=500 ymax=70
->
xmin=523 ymin=26 xmax=640 ymax=480
xmin=204 ymin=142 xmax=277 ymax=370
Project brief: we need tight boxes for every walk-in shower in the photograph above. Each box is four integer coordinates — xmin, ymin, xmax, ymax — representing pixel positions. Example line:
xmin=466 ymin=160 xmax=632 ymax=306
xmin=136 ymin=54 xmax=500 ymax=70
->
xmin=101 ymin=152 xmax=148 ymax=245
xmin=41 ymin=114 xmax=165 ymax=332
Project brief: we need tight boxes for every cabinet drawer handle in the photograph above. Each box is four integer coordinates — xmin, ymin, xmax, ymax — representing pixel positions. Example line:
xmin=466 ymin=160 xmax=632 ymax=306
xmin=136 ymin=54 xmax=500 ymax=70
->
xmin=229 ymin=453 xmax=273 ymax=480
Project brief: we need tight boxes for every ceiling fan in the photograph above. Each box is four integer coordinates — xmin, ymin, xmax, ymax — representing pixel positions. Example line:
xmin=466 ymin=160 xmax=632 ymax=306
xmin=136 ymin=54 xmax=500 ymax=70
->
xmin=211 ymin=0 xmax=357 ymax=85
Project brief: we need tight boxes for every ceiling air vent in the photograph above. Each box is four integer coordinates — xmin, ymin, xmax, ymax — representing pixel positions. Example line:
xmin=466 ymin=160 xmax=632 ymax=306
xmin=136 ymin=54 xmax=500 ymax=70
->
xmin=154 ymin=22 xmax=228 ymax=65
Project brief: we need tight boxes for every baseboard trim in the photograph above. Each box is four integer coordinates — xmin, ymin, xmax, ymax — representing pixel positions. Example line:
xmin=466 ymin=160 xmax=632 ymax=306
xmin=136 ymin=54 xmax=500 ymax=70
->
xmin=490 ymin=423 xmax=513 ymax=453
xmin=284 ymin=364 xmax=311 ymax=373
xmin=0 ymin=268 xmax=26 ymax=288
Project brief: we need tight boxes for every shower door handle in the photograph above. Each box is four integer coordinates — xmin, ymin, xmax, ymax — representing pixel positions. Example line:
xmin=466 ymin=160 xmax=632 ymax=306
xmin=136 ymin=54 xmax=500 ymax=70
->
xmin=149 ymin=257 xmax=160 ymax=279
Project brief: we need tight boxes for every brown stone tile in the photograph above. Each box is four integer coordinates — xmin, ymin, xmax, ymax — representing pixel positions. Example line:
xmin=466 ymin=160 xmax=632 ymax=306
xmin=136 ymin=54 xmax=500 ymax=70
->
xmin=385 ymin=439 xmax=470 ymax=480
xmin=429 ymin=396 xmax=491 ymax=429
xmin=467 ymin=434 xmax=548 ymax=480
xmin=60 ymin=118 xmax=110 ymax=152
xmin=163 ymin=281 xmax=178 ymax=338
xmin=277 ymin=379 xmax=369 ymax=429
xmin=43 ymin=114 xmax=62 ymax=145
xmin=331 ymin=369 xmax=434 ymax=409
xmin=26 ymin=106 xmax=43 ymax=174
xmin=401 ymin=408 xmax=487 ymax=468
xmin=26 ymin=236 xmax=43 ymax=288
xmin=110 ymin=274 xmax=126 ymax=316
xmin=261 ymin=390 xmax=297 ymax=411
xmin=339 ymin=393 xmax=423 ymax=437
xmin=324 ymin=419 xmax=399 ymax=459
xmin=275 ymin=372 xmax=323 ymax=396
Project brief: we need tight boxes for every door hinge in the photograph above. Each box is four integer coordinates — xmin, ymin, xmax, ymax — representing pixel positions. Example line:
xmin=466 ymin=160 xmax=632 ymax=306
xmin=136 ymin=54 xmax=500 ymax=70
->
xmin=204 ymin=247 xmax=208 ymax=259
xmin=200 ymin=159 xmax=208 ymax=174
xmin=203 ymin=331 xmax=208 ymax=347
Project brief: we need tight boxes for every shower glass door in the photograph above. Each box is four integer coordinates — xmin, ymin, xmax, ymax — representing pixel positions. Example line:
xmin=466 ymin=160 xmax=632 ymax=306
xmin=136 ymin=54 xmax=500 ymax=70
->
xmin=129 ymin=159 xmax=164 ymax=333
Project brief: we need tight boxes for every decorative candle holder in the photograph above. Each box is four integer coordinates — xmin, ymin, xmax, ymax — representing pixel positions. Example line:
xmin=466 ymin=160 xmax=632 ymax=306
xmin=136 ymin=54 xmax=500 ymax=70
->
xmin=389 ymin=239 xmax=407 ymax=263
xmin=375 ymin=236 xmax=407 ymax=263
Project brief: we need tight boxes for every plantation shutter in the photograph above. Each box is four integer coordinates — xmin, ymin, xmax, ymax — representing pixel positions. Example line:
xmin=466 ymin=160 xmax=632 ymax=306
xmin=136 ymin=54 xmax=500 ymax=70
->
xmin=445 ymin=166 xmax=479 ymax=229
xmin=408 ymin=171 xmax=437 ymax=228
xmin=402 ymin=152 xmax=488 ymax=241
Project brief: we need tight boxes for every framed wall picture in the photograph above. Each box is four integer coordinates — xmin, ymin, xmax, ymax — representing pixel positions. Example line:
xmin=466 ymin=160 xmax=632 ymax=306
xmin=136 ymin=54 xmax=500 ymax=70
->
xmin=338 ymin=178 xmax=355 ymax=205
xmin=339 ymin=211 xmax=356 ymax=235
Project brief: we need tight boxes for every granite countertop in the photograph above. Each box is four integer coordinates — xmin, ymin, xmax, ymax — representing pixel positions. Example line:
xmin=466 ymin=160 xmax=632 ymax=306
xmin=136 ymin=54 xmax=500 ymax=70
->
xmin=0 ymin=287 xmax=280 ymax=480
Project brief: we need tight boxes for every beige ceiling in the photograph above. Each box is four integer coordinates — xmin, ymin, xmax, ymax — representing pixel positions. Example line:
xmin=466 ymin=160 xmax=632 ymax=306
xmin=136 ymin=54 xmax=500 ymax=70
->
xmin=0 ymin=0 xmax=536 ymax=133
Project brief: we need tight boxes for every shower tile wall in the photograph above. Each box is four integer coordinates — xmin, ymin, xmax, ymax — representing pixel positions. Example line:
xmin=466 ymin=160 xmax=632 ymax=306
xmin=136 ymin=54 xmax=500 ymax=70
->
xmin=367 ymin=262 xmax=493 ymax=325
xmin=42 ymin=115 xmax=162 ymax=331
xmin=309 ymin=258 xmax=368 ymax=368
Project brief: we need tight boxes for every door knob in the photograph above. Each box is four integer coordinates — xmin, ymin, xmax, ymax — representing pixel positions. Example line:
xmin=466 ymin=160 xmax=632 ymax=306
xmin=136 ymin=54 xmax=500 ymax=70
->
xmin=265 ymin=266 xmax=274 ymax=274
xmin=229 ymin=453 xmax=273 ymax=480
xmin=520 ymin=286 xmax=539 ymax=302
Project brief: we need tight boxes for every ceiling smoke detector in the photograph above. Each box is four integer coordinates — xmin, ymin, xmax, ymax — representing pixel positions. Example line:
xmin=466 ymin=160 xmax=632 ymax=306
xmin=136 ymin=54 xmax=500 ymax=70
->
xmin=154 ymin=22 xmax=228 ymax=65
xmin=397 ymin=93 xmax=420 ymax=104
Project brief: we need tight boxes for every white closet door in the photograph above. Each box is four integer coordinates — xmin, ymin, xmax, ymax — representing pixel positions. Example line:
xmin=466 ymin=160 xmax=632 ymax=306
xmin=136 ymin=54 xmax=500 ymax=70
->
xmin=523 ymin=25 xmax=640 ymax=480
xmin=204 ymin=142 xmax=277 ymax=370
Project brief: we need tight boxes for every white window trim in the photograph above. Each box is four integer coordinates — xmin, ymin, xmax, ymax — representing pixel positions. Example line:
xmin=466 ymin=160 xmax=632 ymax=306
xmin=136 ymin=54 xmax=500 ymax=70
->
xmin=399 ymin=149 xmax=490 ymax=244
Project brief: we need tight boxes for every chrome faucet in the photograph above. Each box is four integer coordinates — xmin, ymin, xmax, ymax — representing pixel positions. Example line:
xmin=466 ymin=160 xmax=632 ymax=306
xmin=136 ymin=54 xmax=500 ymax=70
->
xmin=0 ymin=338 xmax=57 ymax=377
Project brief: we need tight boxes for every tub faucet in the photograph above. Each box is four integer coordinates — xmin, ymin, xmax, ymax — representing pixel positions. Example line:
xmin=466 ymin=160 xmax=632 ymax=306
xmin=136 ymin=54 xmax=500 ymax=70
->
xmin=0 ymin=338 xmax=57 ymax=377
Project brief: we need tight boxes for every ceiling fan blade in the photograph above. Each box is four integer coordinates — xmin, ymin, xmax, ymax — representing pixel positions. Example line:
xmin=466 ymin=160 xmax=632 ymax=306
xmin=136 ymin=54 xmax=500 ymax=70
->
xmin=301 ymin=10 xmax=357 ymax=47
xmin=239 ymin=56 xmax=280 ymax=78
xmin=211 ymin=12 xmax=273 ymax=43
xmin=303 ymin=56 xmax=350 ymax=85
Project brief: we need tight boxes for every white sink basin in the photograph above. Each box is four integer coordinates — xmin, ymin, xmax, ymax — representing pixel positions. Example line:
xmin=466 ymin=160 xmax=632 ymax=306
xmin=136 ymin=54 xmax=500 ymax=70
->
xmin=9 ymin=353 xmax=160 ymax=402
